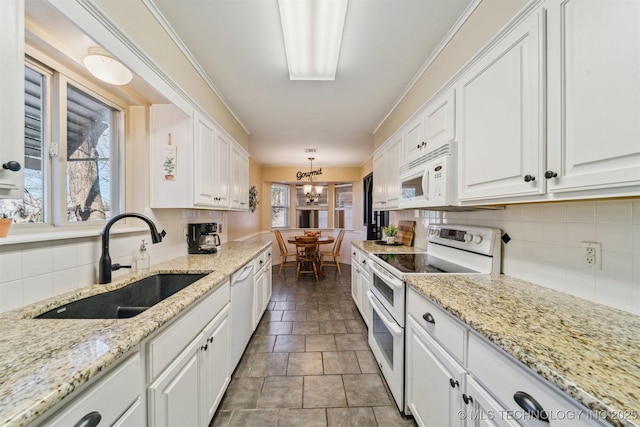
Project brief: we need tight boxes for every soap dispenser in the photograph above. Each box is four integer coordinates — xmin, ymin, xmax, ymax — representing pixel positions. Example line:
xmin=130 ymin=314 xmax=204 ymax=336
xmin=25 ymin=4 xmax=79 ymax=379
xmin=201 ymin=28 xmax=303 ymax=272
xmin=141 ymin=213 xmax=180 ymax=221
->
xmin=138 ymin=239 xmax=150 ymax=272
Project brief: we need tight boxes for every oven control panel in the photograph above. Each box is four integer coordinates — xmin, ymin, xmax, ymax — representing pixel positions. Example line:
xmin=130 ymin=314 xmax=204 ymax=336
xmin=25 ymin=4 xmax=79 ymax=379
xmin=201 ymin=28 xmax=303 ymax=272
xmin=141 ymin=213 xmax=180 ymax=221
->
xmin=427 ymin=224 xmax=500 ymax=256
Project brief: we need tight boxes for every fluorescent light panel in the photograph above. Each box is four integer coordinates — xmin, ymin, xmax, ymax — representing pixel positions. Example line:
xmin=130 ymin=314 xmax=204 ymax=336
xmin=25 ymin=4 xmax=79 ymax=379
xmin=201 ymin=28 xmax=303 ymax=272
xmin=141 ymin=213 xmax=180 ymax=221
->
xmin=278 ymin=0 xmax=348 ymax=80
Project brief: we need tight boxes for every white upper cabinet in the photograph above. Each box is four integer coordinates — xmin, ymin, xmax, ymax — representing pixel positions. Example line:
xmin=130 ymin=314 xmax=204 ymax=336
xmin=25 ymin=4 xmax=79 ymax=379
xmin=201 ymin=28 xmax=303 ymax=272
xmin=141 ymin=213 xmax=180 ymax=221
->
xmin=456 ymin=10 xmax=544 ymax=202
xmin=545 ymin=0 xmax=640 ymax=194
xmin=0 ymin=0 xmax=25 ymax=198
xmin=403 ymin=89 xmax=456 ymax=165
xmin=373 ymin=132 xmax=402 ymax=210
xmin=230 ymin=142 xmax=249 ymax=210
xmin=150 ymin=104 xmax=240 ymax=210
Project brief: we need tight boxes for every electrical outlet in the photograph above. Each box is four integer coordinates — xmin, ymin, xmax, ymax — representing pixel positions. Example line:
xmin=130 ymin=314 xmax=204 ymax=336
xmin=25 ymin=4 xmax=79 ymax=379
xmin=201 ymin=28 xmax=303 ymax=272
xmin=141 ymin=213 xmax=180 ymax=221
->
xmin=581 ymin=242 xmax=601 ymax=270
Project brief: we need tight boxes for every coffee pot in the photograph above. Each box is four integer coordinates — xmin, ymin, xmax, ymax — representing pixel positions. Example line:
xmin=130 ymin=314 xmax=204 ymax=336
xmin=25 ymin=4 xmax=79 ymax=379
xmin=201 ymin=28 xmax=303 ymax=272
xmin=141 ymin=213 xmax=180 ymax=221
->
xmin=187 ymin=223 xmax=219 ymax=254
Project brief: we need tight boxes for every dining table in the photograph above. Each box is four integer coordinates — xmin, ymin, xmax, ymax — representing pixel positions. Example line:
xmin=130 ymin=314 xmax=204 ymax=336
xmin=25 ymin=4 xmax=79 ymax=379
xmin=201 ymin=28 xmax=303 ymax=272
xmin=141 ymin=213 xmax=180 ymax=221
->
xmin=287 ymin=235 xmax=335 ymax=245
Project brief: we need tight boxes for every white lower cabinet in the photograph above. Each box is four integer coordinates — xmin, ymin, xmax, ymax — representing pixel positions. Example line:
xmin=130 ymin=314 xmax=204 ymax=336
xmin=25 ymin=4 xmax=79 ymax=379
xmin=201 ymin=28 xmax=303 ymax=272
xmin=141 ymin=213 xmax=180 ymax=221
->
xmin=406 ymin=315 xmax=465 ymax=427
xmin=253 ymin=245 xmax=273 ymax=329
xmin=350 ymin=246 xmax=370 ymax=327
xmin=40 ymin=352 xmax=144 ymax=426
xmin=148 ymin=280 xmax=231 ymax=427
xmin=406 ymin=287 xmax=604 ymax=427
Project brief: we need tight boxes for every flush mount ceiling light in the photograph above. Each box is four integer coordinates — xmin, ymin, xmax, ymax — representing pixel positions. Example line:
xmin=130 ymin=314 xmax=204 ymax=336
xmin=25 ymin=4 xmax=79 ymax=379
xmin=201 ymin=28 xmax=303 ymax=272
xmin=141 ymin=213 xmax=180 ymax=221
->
xmin=83 ymin=47 xmax=133 ymax=86
xmin=278 ymin=0 xmax=348 ymax=80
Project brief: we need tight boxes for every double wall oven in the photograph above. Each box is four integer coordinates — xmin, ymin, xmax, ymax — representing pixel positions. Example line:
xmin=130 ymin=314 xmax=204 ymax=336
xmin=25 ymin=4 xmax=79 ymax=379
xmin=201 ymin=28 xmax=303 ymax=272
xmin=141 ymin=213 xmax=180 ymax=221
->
xmin=367 ymin=224 xmax=502 ymax=413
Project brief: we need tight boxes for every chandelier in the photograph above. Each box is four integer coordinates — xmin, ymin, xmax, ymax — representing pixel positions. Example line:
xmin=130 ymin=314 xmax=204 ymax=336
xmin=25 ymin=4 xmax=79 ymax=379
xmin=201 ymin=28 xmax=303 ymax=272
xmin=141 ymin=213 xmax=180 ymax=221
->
xmin=303 ymin=157 xmax=323 ymax=204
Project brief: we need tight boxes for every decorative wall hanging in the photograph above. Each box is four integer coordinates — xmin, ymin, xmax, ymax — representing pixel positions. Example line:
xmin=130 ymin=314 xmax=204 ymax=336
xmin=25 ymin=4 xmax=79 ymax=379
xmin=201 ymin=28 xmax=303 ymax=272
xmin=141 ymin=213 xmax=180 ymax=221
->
xmin=162 ymin=133 xmax=177 ymax=181
xmin=249 ymin=185 xmax=259 ymax=213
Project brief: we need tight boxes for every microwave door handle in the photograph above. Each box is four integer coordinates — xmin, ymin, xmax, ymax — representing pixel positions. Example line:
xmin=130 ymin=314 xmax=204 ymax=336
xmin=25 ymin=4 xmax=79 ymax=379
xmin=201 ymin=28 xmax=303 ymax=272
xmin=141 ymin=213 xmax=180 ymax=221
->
xmin=422 ymin=167 xmax=430 ymax=201
xmin=367 ymin=291 xmax=403 ymax=336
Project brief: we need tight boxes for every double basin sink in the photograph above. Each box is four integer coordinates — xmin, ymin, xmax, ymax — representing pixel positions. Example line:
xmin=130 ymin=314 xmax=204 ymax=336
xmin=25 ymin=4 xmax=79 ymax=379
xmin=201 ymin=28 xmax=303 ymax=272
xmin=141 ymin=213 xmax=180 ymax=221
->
xmin=36 ymin=273 xmax=208 ymax=319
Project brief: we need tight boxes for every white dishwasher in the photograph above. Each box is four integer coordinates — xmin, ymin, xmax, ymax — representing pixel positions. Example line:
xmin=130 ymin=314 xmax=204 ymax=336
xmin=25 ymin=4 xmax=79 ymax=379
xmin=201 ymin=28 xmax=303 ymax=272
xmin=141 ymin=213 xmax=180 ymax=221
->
xmin=230 ymin=262 xmax=254 ymax=372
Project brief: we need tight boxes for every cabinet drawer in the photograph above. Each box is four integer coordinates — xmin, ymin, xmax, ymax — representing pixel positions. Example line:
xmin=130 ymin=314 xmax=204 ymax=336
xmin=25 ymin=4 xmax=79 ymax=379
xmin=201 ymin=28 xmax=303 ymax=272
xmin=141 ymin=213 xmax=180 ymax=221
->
xmin=147 ymin=280 xmax=230 ymax=380
xmin=44 ymin=352 xmax=142 ymax=426
xmin=406 ymin=287 xmax=466 ymax=363
xmin=467 ymin=332 xmax=605 ymax=427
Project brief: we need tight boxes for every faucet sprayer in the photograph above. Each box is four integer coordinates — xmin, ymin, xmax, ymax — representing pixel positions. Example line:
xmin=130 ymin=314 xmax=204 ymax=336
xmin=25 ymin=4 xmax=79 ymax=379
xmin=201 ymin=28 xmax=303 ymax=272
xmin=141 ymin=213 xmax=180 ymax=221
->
xmin=98 ymin=213 xmax=166 ymax=284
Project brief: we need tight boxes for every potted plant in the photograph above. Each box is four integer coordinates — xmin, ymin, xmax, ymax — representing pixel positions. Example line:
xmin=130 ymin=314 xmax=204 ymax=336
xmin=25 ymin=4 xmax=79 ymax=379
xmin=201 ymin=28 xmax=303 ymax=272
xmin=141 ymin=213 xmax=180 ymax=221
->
xmin=383 ymin=224 xmax=398 ymax=244
xmin=0 ymin=213 xmax=12 ymax=238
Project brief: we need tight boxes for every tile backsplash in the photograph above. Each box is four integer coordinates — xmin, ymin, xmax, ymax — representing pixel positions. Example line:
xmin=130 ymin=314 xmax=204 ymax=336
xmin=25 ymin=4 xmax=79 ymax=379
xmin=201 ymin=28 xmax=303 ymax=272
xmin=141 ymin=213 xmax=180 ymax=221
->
xmin=391 ymin=198 xmax=640 ymax=315
xmin=0 ymin=209 xmax=226 ymax=313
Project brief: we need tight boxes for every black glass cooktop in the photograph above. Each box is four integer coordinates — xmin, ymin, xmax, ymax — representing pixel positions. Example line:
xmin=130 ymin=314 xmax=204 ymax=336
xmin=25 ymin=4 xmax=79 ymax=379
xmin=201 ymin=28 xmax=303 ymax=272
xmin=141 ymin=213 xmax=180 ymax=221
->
xmin=373 ymin=252 xmax=478 ymax=274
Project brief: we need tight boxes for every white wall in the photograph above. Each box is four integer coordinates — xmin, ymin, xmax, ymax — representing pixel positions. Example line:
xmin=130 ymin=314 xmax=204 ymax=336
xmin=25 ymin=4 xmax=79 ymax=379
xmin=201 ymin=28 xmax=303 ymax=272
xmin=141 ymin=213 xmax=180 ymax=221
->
xmin=391 ymin=198 xmax=640 ymax=315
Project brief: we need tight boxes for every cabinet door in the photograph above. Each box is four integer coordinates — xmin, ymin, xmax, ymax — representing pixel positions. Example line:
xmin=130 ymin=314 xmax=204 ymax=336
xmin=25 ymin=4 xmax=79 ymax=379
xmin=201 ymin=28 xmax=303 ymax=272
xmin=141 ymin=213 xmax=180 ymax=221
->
xmin=465 ymin=377 xmax=520 ymax=427
xmin=263 ymin=261 xmax=272 ymax=310
xmin=148 ymin=336 xmax=202 ymax=427
xmin=214 ymin=132 xmax=231 ymax=208
xmin=546 ymin=0 xmax=640 ymax=193
xmin=404 ymin=114 xmax=425 ymax=163
xmin=424 ymin=89 xmax=455 ymax=149
xmin=406 ymin=315 xmax=465 ymax=427
xmin=230 ymin=144 xmax=249 ymax=210
xmin=359 ymin=267 xmax=370 ymax=328
xmin=193 ymin=114 xmax=217 ymax=206
xmin=457 ymin=11 xmax=544 ymax=202
xmin=200 ymin=305 xmax=231 ymax=426
xmin=0 ymin=0 xmax=24 ymax=198
xmin=385 ymin=135 xmax=402 ymax=207
xmin=372 ymin=150 xmax=386 ymax=208
xmin=351 ymin=263 xmax=361 ymax=311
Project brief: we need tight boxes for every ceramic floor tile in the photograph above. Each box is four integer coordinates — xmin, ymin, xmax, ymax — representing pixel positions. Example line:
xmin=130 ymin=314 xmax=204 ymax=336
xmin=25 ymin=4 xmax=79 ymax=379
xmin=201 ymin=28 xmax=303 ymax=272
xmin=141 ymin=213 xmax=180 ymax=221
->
xmin=287 ymin=352 xmax=324 ymax=376
xmin=219 ymin=377 xmax=264 ymax=410
xmin=254 ymin=321 xmax=293 ymax=336
xmin=372 ymin=406 xmax=418 ymax=426
xmin=305 ymin=334 xmax=337 ymax=352
xmin=319 ymin=320 xmax=348 ymax=334
xmin=262 ymin=310 xmax=284 ymax=321
xmin=303 ymin=375 xmax=347 ymax=408
xmin=257 ymin=376 xmax=303 ymax=409
xmin=342 ymin=374 xmax=392 ymax=407
xmin=292 ymin=320 xmax=320 ymax=335
xmin=246 ymin=335 xmax=276 ymax=353
xmin=355 ymin=351 xmax=380 ymax=374
xmin=327 ymin=407 xmax=377 ymax=427
xmin=226 ymin=409 xmax=279 ymax=427
xmin=322 ymin=351 xmax=361 ymax=375
xmin=278 ymin=408 xmax=328 ymax=427
xmin=248 ymin=353 xmax=289 ymax=377
xmin=274 ymin=335 xmax=306 ymax=353
xmin=344 ymin=319 xmax=367 ymax=334
xmin=335 ymin=333 xmax=370 ymax=351
xmin=306 ymin=308 xmax=333 ymax=321
xmin=274 ymin=301 xmax=297 ymax=311
xmin=282 ymin=310 xmax=308 ymax=321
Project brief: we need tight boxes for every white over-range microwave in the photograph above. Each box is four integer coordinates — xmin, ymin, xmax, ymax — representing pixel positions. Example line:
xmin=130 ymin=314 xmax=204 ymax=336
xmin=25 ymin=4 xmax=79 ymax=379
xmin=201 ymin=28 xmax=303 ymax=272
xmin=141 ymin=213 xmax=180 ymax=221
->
xmin=399 ymin=142 xmax=456 ymax=209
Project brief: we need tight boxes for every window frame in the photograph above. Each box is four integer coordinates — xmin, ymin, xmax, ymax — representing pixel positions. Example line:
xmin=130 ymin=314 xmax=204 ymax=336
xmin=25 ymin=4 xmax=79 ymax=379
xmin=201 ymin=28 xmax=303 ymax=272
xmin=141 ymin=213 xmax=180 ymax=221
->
xmin=270 ymin=183 xmax=290 ymax=229
xmin=10 ymin=54 xmax=127 ymax=231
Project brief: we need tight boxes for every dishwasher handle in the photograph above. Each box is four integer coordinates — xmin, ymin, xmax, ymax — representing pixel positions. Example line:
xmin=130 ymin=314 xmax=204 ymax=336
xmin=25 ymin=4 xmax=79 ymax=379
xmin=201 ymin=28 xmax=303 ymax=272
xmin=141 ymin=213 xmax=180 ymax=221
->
xmin=231 ymin=263 xmax=254 ymax=284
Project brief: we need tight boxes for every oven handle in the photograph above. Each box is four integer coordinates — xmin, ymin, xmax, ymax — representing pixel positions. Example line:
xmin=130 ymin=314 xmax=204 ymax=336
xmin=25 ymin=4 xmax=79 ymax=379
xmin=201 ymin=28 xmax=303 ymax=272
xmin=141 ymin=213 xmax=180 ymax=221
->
xmin=369 ymin=261 xmax=404 ymax=289
xmin=367 ymin=290 xmax=403 ymax=337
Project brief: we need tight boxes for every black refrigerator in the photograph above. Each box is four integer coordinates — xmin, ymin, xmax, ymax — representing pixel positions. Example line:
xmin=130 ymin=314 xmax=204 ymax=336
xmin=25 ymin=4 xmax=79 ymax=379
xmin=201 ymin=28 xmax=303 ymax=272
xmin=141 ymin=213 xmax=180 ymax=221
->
xmin=363 ymin=173 xmax=388 ymax=241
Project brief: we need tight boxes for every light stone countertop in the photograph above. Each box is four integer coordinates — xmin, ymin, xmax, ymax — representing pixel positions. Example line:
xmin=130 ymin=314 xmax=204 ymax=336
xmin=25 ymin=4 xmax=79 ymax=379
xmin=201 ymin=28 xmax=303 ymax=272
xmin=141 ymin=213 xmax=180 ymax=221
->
xmin=0 ymin=240 xmax=270 ymax=427
xmin=354 ymin=241 xmax=640 ymax=427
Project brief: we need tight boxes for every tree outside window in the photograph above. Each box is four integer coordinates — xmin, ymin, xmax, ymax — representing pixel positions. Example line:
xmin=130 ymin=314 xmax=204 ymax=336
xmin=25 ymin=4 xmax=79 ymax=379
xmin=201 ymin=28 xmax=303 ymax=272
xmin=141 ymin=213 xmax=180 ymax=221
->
xmin=271 ymin=184 xmax=289 ymax=228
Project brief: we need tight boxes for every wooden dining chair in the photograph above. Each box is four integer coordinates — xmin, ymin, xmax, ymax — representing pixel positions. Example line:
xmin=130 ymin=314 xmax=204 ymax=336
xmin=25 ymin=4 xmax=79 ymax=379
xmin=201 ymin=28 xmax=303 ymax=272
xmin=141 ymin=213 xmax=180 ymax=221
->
xmin=275 ymin=230 xmax=297 ymax=274
xmin=320 ymin=229 xmax=345 ymax=275
xmin=294 ymin=236 xmax=320 ymax=281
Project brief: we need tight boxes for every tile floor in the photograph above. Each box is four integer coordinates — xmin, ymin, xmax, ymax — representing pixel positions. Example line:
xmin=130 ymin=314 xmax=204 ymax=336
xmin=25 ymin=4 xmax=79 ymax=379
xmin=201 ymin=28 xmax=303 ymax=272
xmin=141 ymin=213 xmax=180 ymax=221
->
xmin=211 ymin=264 xmax=417 ymax=427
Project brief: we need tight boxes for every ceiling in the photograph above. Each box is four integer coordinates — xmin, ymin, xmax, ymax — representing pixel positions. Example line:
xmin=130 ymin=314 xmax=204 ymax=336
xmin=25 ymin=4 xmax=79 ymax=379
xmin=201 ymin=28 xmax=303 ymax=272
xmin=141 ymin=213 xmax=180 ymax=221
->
xmin=149 ymin=0 xmax=476 ymax=167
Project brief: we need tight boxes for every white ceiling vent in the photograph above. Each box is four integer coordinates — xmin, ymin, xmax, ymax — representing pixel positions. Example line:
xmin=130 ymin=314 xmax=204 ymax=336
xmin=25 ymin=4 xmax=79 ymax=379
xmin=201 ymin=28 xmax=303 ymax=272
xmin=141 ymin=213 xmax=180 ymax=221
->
xmin=304 ymin=148 xmax=317 ymax=153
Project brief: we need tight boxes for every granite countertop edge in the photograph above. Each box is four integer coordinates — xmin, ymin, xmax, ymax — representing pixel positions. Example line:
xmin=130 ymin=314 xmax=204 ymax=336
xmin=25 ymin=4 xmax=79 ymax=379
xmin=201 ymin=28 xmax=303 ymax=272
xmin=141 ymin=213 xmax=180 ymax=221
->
xmin=0 ymin=240 xmax=270 ymax=427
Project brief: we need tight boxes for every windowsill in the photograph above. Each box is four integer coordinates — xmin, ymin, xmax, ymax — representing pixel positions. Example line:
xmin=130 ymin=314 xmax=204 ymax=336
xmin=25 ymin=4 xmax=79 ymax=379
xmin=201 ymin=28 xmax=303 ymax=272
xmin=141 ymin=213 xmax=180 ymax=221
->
xmin=0 ymin=226 xmax=149 ymax=246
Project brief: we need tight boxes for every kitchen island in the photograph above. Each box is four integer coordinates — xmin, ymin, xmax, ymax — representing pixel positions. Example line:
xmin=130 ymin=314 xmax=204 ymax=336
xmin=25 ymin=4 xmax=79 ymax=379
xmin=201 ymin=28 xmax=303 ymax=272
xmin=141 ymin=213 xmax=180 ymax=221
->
xmin=0 ymin=240 xmax=269 ymax=427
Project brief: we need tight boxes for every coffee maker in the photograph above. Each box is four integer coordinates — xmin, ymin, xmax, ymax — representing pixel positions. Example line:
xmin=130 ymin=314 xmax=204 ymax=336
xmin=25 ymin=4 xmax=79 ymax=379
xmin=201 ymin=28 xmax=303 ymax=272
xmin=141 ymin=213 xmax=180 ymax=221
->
xmin=187 ymin=223 xmax=220 ymax=254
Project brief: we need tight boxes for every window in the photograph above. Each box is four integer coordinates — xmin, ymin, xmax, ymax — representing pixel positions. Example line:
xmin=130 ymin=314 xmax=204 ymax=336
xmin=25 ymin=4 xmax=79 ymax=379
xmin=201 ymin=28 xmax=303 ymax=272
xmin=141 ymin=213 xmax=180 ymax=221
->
xmin=271 ymin=184 xmax=289 ymax=228
xmin=295 ymin=185 xmax=328 ymax=228
xmin=0 ymin=60 xmax=124 ymax=226
xmin=334 ymin=183 xmax=353 ymax=229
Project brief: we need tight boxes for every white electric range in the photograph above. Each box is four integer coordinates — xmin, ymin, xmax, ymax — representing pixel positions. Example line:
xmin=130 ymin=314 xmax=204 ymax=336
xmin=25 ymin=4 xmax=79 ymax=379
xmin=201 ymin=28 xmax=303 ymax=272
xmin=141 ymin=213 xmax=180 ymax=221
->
xmin=366 ymin=224 xmax=502 ymax=413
